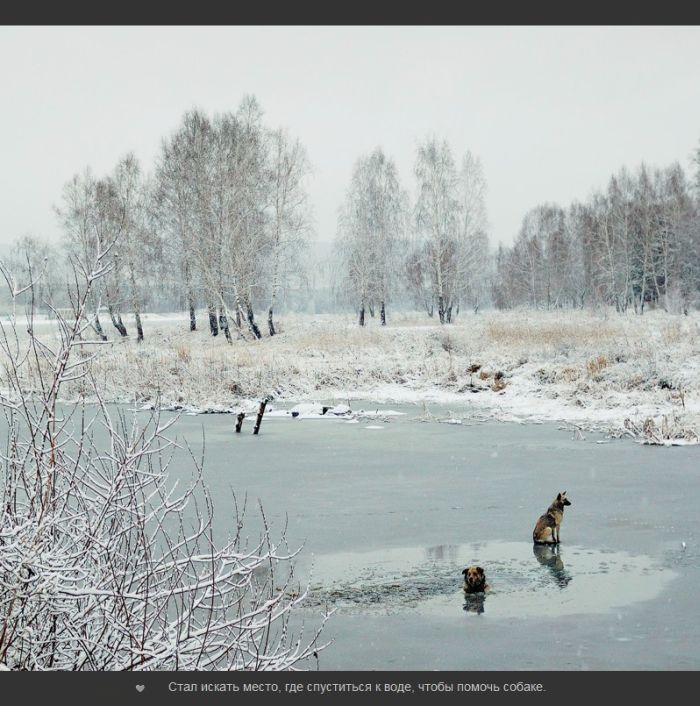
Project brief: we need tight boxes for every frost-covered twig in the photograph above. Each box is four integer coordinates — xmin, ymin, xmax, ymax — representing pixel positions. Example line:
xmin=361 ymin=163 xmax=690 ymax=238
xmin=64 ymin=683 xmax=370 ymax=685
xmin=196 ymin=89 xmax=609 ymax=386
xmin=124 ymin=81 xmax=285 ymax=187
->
xmin=0 ymin=255 xmax=329 ymax=670
xmin=618 ymin=413 xmax=700 ymax=446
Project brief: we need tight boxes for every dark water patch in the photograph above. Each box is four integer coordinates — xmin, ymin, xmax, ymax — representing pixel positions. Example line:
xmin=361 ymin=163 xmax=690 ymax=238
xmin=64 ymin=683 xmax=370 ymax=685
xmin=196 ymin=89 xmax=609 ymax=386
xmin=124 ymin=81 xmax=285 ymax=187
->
xmin=297 ymin=541 xmax=676 ymax=619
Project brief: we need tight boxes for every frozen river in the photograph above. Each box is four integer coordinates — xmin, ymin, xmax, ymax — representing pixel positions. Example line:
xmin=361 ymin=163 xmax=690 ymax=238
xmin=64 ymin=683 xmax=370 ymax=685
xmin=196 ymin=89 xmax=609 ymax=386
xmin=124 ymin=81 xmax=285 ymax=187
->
xmin=150 ymin=402 xmax=700 ymax=669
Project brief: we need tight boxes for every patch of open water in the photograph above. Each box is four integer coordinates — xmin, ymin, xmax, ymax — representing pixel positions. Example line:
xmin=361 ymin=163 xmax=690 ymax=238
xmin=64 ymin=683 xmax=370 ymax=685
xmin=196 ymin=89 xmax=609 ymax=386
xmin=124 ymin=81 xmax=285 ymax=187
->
xmin=299 ymin=541 xmax=676 ymax=619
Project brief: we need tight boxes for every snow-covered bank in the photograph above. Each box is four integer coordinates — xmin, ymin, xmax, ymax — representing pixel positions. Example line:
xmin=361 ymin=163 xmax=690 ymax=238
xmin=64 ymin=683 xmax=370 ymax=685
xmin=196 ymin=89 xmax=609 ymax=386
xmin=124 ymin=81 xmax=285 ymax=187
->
xmin=6 ymin=309 xmax=700 ymax=445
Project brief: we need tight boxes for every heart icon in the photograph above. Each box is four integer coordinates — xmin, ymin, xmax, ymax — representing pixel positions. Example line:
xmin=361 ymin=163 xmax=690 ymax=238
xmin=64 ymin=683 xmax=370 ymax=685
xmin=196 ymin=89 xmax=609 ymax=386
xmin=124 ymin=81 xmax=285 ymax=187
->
xmin=136 ymin=685 xmax=145 ymax=693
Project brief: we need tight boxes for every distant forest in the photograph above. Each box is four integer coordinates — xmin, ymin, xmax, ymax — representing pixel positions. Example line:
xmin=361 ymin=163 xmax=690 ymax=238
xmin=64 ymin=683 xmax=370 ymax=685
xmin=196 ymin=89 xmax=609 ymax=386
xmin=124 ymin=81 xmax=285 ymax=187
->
xmin=2 ymin=96 xmax=700 ymax=338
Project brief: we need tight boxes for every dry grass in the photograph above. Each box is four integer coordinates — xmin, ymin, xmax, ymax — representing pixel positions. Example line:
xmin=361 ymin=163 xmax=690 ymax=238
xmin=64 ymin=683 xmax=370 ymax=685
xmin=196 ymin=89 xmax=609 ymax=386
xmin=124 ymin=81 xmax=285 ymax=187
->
xmin=482 ymin=314 xmax=620 ymax=350
xmin=4 ymin=308 xmax=700 ymax=441
xmin=175 ymin=344 xmax=191 ymax=364
xmin=586 ymin=355 xmax=608 ymax=377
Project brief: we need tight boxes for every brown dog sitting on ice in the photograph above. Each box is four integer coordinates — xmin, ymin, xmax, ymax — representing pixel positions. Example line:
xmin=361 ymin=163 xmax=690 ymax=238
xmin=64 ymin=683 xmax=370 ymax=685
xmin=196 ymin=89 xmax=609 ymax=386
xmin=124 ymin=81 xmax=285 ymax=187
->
xmin=532 ymin=491 xmax=572 ymax=545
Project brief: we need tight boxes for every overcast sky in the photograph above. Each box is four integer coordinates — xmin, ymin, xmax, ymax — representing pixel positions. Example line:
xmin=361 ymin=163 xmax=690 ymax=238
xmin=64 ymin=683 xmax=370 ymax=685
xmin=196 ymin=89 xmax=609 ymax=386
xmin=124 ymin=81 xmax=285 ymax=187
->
xmin=1 ymin=26 xmax=699 ymax=250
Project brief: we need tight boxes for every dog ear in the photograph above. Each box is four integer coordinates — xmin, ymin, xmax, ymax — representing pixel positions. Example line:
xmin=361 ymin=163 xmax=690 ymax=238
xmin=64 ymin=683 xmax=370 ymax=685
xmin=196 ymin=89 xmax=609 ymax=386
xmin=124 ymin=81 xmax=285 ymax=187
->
xmin=476 ymin=566 xmax=484 ymax=575
xmin=461 ymin=568 xmax=468 ymax=575
xmin=557 ymin=492 xmax=562 ymax=499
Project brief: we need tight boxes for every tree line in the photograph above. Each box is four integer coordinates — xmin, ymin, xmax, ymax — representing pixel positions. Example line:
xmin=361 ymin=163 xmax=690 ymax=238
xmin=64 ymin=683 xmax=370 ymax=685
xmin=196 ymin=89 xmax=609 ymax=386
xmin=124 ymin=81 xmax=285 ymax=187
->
xmin=334 ymin=139 xmax=491 ymax=325
xmin=493 ymin=156 xmax=700 ymax=314
xmin=334 ymin=140 xmax=700 ymax=322
xmin=3 ymin=106 xmax=700 ymax=334
xmin=3 ymin=96 xmax=312 ymax=342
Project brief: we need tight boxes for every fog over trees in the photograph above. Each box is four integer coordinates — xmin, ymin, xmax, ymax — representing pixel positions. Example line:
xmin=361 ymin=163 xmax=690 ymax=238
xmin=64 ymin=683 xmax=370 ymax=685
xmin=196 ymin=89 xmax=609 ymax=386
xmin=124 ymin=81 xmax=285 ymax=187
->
xmin=23 ymin=96 xmax=314 ymax=343
xmin=493 ymin=161 xmax=700 ymax=314
xmin=151 ymin=97 xmax=312 ymax=342
xmin=335 ymin=147 xmax=407 ymax=326
xmin=407 ymin=141 xmax=491 ymax=322
xmin=334 ymin=139 xmax=491 ymax=326
xmin=3 ymin=95 xmax=700 ymax=333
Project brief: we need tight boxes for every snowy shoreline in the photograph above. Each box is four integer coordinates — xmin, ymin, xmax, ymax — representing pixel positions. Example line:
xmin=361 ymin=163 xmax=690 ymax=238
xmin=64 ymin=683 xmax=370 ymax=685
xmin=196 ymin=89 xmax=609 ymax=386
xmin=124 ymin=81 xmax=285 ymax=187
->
xmin=6 ymin=309 xmax=700 ymax=446
xmin=128 ymin=380 xmax=698 ymax=446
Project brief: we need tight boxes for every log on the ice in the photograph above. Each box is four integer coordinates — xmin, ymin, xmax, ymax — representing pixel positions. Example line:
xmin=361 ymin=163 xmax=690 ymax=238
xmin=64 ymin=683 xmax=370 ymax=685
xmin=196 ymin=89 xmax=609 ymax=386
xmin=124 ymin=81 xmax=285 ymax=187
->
xmin=252 ymin=399 xmax=269 ymax=435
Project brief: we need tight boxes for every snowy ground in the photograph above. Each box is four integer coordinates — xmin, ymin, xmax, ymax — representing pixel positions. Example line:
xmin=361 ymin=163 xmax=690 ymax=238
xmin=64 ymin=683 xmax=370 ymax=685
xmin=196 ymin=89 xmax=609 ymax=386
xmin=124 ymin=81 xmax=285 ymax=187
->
xmin=6 ymin=308 xmax=700 ymax=444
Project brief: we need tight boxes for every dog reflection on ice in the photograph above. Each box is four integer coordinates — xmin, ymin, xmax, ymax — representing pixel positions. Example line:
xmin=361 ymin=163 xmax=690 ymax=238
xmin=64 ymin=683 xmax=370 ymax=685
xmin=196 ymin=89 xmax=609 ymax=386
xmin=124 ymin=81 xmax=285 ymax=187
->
xmin=463 ymin=592 xmax=488 ymax=615
xmin=533 ymin=543 xmax=572 ymax=588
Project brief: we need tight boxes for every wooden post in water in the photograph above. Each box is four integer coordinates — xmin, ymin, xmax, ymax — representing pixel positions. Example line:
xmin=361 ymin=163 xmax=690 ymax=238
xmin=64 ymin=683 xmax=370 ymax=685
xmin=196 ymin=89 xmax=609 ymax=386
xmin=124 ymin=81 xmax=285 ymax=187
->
xmin=235 ymin=413 xmax=245 ymax=433
xmin=252 ymin=398 xmax=269 ymax=435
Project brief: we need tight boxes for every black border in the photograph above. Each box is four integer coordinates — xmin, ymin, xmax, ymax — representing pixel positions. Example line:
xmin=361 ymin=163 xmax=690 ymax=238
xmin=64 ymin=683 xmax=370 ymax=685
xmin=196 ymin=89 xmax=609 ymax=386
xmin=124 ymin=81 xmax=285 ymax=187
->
xmin=1 ymin=670 xmax=696 ymax=704
xmin=2 ymin=2 xmax=700 ymax=26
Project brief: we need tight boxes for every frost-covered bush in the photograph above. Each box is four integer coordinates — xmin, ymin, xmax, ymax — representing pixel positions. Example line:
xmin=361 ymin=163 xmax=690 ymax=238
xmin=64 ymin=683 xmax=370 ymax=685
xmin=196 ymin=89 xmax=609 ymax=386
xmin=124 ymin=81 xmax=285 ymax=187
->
xmin=0 ymin=254 xmax=328 ymax=670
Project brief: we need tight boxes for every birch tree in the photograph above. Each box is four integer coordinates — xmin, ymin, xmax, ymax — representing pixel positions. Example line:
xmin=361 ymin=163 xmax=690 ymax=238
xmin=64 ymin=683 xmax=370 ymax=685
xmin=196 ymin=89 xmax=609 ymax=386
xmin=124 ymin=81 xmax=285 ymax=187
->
xmin=192 ymin=100 xmax=270 ymax=342
xmin=56 ymin=170 xmax=108 ymax=341
xmin=154 ymin=110 xmax=213 ymax=332
xmin=336 ymin=181 xmax=374 ymax=326
xmin=457 ymin=151 xmax=490 ymax=313
xmin=413 ymin=138 xmax=460 ymax=324
xmin=336 ymin=147 xmax=406 ymax=325
xmin=266 ymin=129 xmax=312 ymax=336
xmin=89 ymin=177 xmax=129 ymax=338
xmin=411 ymin=140 xmax=491 ymax=322
xmin=110 ymin=154 xmax=154 ymax=343
xmin=5 ymin=235 xmax=61 ymax=317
